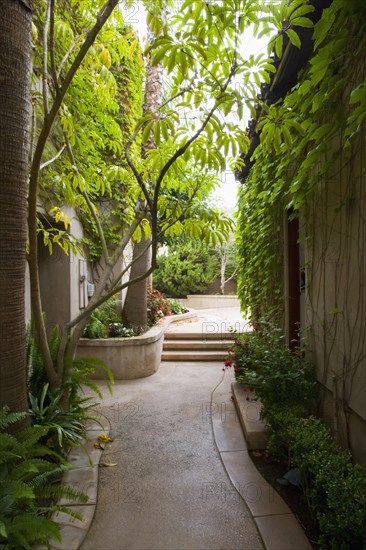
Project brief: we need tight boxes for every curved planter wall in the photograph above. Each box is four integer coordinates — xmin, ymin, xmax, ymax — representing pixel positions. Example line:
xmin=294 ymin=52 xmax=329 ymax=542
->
xmin=76 ymin=310 xmax=195 ymax=380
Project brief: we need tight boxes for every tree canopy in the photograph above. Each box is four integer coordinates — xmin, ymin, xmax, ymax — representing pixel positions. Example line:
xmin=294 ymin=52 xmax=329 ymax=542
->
xmin=2 ymin=0 xmax=316 ymax=405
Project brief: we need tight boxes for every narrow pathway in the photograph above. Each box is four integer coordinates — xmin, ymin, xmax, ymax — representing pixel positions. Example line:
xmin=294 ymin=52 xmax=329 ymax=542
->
xmin=80 ymin=360 xmax=264 ymax=549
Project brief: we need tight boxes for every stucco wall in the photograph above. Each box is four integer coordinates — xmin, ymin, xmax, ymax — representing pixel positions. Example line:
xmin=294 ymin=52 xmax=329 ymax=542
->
xmin=303 ymin=127 xmax=366 ymax=464
xmin=31 ymin=206 xmax=133 ymax=334
xmin=38 ymin=232 xmax=71 ymax=335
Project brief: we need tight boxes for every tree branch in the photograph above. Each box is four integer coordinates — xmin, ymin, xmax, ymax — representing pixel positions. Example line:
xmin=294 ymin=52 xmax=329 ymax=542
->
xmin=49 ymin=0 xmax=60 ymax=92
xmin=160 ymin=83 xmax=193 ymax=110
xmin=107 ymin=240 xmax=152 ymax=294
xmin=125 ymin=124 xmax=154 ymax=210
xmin=225 ymin=266 xmax=239 ymax=284
xmin=28 ymin=0 xmax=120 ymax=386
xmin=42 ymin=0 xmax=51 ymax=116
xmin=57 ymin=40 xmax=79 ymax=80
xmin=152 ymin=64 xmax=238 ymax=213
xmin=82 ymin=191 xmax=110 ymax=264
xmin=40 ymin=144 xmax=66 ymax=170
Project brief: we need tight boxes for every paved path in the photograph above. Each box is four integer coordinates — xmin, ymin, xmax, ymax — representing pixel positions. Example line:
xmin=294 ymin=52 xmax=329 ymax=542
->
xmin=81 ymin=363 xmax=263 ymax=550
xmin=81 ymin=308 xmax=264 ymax=550
xmin=164 ymin=307 xmax=251 ymax=337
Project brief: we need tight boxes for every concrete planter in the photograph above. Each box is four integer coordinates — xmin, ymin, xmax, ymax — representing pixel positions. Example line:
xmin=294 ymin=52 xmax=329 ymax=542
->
xmin=76 ymin=310 xmax=195 ymax=380
xmin=231 ymin=382 xmax=267 ymax=450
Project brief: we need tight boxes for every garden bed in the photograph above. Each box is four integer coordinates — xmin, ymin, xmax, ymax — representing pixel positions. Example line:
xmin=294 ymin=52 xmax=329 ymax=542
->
xmin=76 ymin=309 xmax=195 ymax=380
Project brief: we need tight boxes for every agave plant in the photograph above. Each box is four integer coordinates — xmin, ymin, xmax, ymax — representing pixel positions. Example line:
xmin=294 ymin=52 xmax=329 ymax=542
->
xmin=28 ymin=383 xmax=86 ymax=454
xmin=26 ymin=320 xmax=114 ymax=454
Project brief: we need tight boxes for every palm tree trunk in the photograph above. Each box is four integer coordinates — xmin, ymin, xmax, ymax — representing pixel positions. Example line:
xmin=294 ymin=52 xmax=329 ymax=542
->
xmin=0 ymin=0 xmax=33 ymax=422
xmin=123 ymin=235 xmax=152 ymax=327
xmin=123 ymin=2 xmax=166 ymax=326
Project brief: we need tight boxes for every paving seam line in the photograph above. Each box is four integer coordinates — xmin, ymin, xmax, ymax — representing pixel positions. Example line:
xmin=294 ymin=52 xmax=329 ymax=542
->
xmin=209 ymin=369 xmax=266 ymax=548
xmin=211 ymin=370 xmax=312 ymax=550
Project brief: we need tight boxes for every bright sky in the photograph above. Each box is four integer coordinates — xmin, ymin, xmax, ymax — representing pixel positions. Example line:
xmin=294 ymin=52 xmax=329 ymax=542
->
xmin=121 ymin=2 xmax=271 ymax=210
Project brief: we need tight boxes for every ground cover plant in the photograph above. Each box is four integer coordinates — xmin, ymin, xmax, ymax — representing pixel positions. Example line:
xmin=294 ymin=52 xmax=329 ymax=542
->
xmin=82 ymin=297 xmax=141 ymax=339
xmin=227 ymin=323 xmax=366 ymax=548
xmin=82 ymin=290 xmax=185 ymax=336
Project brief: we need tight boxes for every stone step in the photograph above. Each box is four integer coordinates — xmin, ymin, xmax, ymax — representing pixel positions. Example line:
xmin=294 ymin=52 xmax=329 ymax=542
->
xmin=161 ymin=350 xmax=229 ymax=361
xmin=163 ymin=331 xmax=238 ymax=341
xmin=163 ymin=339 xmax=233 ymax=351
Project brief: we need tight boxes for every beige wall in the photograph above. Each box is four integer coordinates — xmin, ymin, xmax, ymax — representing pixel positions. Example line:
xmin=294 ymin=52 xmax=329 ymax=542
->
xmin=33 ymin=206 xmax=134 ymax=334
xmin=38 ymin=232 xmax=71 ymax=335
xmin=303 ymin=127 xmax=366 ymax=464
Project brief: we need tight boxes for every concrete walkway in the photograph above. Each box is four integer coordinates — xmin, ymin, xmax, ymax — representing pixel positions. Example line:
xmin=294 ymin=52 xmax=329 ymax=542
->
xmin=80 ymin=308 xmax=264 ymax=549
xmin=164 ymin=307 xmax=251 ymax=337
xmin=78 ymin=308 xmax=311 ymax=550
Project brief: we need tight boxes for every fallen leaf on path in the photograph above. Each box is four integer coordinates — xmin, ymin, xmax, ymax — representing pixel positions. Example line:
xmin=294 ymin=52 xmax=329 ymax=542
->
xmin=100 ymin=462 xmax=118 ymax=467
xmin=98 ymin=434 xmax=114 ymax=443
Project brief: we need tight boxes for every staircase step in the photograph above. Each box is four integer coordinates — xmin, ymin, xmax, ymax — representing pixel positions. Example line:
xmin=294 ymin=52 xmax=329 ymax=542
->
xmin=161 ymin=350 xmax=229 ymax=361
xmin=163 ymin=331 xmax=238 ymax=341
xmin=163 ymin=339 xmax=233 ymax=351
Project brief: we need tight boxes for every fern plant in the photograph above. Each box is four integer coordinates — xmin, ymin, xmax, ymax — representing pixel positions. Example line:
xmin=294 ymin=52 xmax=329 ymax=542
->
xmin=0 ymin=407 xmax=87 ymax=549
xmin=63 ymin=356 xmax=114 ymax=410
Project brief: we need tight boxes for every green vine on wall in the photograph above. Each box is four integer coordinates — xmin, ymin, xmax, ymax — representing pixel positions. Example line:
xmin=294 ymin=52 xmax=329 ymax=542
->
xmin=236 ymin=148 xmax=285 ymax=325
xmin=32 ymin=1 xmax=145 ymax=261
xmin=237 ymin=0 xmax=366 ymax=325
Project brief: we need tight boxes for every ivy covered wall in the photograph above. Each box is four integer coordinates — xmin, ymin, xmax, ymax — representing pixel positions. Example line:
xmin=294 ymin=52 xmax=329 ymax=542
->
xmin=236 ymin=0 xmax=366 ymax=463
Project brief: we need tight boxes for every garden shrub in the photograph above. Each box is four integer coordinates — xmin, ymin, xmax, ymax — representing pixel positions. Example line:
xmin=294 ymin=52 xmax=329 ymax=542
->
xmin=106 ymin=323 xmax=139 ymax=338
xmin=83 ymin=297 xmax=121 ymax=338
xmin=275 ymin=412 xmax=366 ymax=549
xmin=153 ymin=241 xmax=218 ymax=297
xmin=228 ymin=321 xmax=316 ymax=413
xmin=227 ymin=323 xmax=366 ymax=548
xmin=28 ymin=383 xmax=85 ymax=455
xmin=27 ymin=322 xmax=60 ymax=399
xmin=83 ymin=297 xmax=141 ymax=338
xmin=168 ymin=298 xmax=186 ymax=315
xmin=27 ymin=323 xmax=114 ymax=457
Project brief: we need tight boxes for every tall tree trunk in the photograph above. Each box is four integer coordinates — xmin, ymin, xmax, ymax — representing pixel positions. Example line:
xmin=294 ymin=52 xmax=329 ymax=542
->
xmin=123 ymin=3 xmax=166 ymax=326
xmin=122 ymin=234 xmax=152 ymax=328
xmin=0 ymin=0 xmax=33 ymax=422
